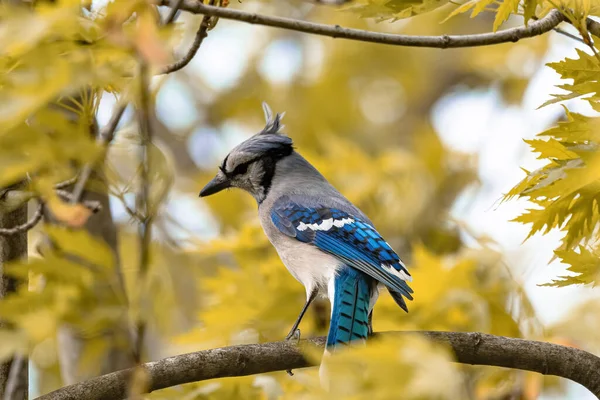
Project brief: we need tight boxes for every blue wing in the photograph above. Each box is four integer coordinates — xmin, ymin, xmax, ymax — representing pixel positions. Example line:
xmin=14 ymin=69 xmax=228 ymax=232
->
xmin=270 ymin=197 xmax=413 ymax=306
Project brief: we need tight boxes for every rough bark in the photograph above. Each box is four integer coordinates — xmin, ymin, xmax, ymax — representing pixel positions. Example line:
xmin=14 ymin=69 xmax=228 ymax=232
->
xmin=37 ymin=331 xmax=600 ymax=400
xmin=0 ymin=199 xmax=28 ymax=400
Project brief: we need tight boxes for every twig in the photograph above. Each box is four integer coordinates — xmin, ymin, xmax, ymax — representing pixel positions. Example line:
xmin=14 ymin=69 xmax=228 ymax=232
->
xmin=55 ymin=190 xmax=103 ymax=213
xmin=553 ymin=27 xmax=586 ymax=43
xmin=0 ymin=187 xmax=101 ymax=236
xmin=161 ymin=1 xmax=566 ymax=48
xmin=36 ymin=331 xmax=600 ymax=400
xmin=53 ymin=175 xmax=80 ymax=190
xmin=160 ymin=0 xmax=217 ymax=74
xmin=70 ymin=103 xmax=127 ymax=204
xmin=163 ymin=0 xmax=184 ymax=25
xmin=0 ymin=201 xmax=43 ymax=236
xmin=98 ymin=103 xmax=127 ymax=145
xmin=584 ymin=33 xmax=600 ymax=63
xmin=133 ymin=61 xmax=153 ymax=365
xmin=3 ymin=355 xmax=27 ymax=400
xmin=530 ymin=14 xmax=587 ymax=44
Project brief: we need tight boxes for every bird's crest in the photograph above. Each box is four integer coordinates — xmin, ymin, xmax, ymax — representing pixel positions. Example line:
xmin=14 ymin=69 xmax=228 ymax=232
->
xmin=260 ymin=102 xmax=286 ymax=136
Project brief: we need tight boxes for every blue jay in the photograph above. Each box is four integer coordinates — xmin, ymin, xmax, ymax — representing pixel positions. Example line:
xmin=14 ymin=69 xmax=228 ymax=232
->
xmin=200 ymin=103 xmax=413 ymax=355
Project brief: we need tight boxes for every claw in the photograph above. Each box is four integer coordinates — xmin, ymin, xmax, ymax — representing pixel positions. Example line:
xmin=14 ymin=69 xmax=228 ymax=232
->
xmin=285 ymin=329 xmax=301 ymax=376
xmin=285 ymin=328 xmax=301 ymax=343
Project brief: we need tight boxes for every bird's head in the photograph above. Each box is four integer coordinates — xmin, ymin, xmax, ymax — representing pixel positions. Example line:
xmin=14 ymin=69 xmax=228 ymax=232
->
xmin=199 ymin=102 xmax=293 ymax=204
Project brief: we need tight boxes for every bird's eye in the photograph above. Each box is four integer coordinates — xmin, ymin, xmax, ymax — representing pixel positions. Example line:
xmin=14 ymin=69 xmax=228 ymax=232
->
xmin=232 ymin=163 xmax=249 ymax=175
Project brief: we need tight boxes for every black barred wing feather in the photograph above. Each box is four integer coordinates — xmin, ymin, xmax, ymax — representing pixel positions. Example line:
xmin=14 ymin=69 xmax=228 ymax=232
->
xmin=270 ymin=198 xmax=413 ymax=306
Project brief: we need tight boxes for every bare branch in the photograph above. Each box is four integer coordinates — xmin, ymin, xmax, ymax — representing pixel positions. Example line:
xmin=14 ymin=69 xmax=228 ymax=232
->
xmin=160 ymin=1 xmax=567 ymax=48
xmin=70 ymin=102 xmax=127 ymax=204
xmin=53 ymin=175 xmax=80 ymax=190
xmin=531 ymin=14 xmax=588 ymax=44
xmin=133 ymin=60 xmax=153 ymax=365
xmin=160 ymin=0 xmax=217 ymax=74
xmin=0 ymin=201 xmax=43 ymax=236
xmin=162 ymin=0 xmax=184 ymax=25
xmin=55 ymin=190 xmax=103 ymax=213
xmin=37 ymin=331 xmax=600 ymax=400
xmin=553 ymin=27 xmax=587 ymax=43
xmin=98 ymin=103 xmax=127 ymax=146
xmin=588 ymin=18 xmax=600 ymax=38
xmin=0 ymin=188 xmax=103 ymax=237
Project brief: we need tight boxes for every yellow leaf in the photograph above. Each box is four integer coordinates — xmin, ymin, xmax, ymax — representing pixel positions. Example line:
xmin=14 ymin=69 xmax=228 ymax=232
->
xmin=493 ymin=0 xmax=520 ymax=31
xmin=345 ymin=0 xmax=451 ymax=22
xmin=47 ymin=196 xmax=93 ymax=228
xmin=442 ymin=0 xmax=478 ymax=23
xmin=19 ymin=309 xmax=57 ymax=342
xmin=523 ymin=138 xmax=578 ymax=160
xmin=45 ymin=225 xmax=115 ymax=270
xmin=541 ymin=246 xmax=600 ymax=287
xmin=0 ymin=330 xmax=27 ymax=363
xmin=523 ymin=0 xmax=540 ymax=25
xmin=133 ymin=11 xmax=170 ymax=66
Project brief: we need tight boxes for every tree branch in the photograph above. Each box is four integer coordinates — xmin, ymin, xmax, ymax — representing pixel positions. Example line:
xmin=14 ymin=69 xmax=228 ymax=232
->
xmin=37 ymin=331 xmax=600 ymax=400
xmin=160 ymin=0 xmax=216 ymax=74
xmin=133 ymin=60 xmax=153 ymax=365
xmin=588 ymin=18 xmax=600 ymax=38
xmin=0 ymin=183 xmax=28 ymax=400
xmin=0 ymin=200 xmax=43 ymax=236
xmin=160 ymin=1 xmax=567 ymax=48
xmin=70 ymin=102 xmax=127 ymax=205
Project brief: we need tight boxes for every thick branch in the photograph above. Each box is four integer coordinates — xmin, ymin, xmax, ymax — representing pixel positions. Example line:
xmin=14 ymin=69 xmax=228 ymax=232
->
xmin=49 ymin=101 xmax=135 ymax=384
xmin=38 ymin=331 xmax=600 ymax=400
xmin=588 ymin=18 xmax=600 ymax=38
xmin=161 ymin=1 xmax=566 ymax=48
xmin=0 ymin=185 xmax=28 ymax=400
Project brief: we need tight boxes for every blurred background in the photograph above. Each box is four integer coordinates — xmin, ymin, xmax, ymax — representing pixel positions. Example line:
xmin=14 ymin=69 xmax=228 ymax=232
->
xmin=24 ymin=0 xmax=600 ymax=398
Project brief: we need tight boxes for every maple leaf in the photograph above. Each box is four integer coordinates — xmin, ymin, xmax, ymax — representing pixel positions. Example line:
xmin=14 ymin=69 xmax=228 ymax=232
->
xmin=541 ymin=246 xmax=600 ymax=287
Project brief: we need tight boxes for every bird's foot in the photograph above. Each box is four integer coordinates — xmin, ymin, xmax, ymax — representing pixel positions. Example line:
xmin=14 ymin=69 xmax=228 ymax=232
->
xmin=285 ymin=328 xmax=301 ymax=343
xmin=285 ymin=329 xmax=301 ymax=376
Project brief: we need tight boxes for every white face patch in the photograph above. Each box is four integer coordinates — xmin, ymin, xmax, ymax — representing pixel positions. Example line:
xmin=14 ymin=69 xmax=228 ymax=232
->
xmin=296 ymin=217 xmax=354 ymax=232
xmin=382 ymin=264 xmax=413 ymax=282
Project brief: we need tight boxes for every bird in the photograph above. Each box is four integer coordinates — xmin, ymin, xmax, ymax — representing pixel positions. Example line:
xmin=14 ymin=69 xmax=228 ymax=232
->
xmin=199 ymin=103 xmax=413 ymax=361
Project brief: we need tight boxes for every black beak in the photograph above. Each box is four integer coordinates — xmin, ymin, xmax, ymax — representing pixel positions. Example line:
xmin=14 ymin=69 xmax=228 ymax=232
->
xmin=199 ymin=172 xmax=231 ymax=197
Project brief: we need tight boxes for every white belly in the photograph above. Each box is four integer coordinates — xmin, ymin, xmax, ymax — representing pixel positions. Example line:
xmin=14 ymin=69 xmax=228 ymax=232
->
xmin=274 ymin=237 xmax=341 ymax=299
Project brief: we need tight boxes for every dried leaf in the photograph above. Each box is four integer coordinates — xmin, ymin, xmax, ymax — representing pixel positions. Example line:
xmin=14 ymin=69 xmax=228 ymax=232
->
xmin=47 ymin=197 xmax=93 ymax=228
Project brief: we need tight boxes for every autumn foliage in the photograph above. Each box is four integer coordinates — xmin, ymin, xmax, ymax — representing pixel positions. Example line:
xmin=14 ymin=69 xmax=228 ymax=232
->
xmin=0 ymin=0 xmax=599 ymax=399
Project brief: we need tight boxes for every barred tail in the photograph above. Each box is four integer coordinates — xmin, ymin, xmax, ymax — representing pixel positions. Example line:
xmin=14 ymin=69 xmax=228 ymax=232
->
xmin=326 ymin=267 xmax=372 ymax=349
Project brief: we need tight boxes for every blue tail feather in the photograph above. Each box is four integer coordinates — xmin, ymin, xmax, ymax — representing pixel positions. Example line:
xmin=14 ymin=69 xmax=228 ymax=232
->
xmin=326 ymin=267 xmax=373 ymax=349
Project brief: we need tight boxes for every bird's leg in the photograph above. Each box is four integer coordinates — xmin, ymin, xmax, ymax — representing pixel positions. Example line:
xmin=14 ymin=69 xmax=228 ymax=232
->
xmin=285 ymin=289 xmax=317 ymax=376
xmin=285 ymin=289 xmax=318 ymax=341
